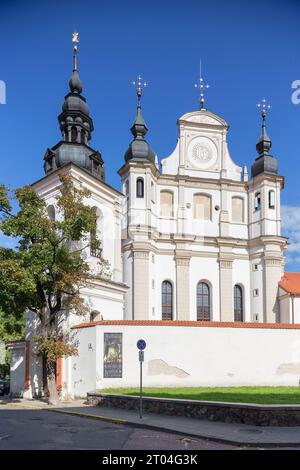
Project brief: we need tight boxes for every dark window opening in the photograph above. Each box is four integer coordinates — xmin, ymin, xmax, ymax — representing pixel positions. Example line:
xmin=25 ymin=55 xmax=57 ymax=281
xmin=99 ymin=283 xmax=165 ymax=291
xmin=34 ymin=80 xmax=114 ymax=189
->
xmin=234 ymin=285 xmax=243 ymax=322
xmin=162 ymin=281 xmax=173 ymax=320
xmin=136 ymin=178 xmax=144 ymax=198
xmin=197 ymin=282 xmax=211 ymax=321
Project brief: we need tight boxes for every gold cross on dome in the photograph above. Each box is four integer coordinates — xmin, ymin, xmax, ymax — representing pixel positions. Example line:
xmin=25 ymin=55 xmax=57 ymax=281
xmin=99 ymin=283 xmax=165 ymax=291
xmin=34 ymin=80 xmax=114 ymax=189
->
xmin=257 ymin=98 xmax=271 ymax=117
xmin=131 ymin=75 xmax=148 ymax=101
xmin=194 ymin=60 xmax=210 ymax=110
xmin=72 ymin=31 xmax=79 ymax=44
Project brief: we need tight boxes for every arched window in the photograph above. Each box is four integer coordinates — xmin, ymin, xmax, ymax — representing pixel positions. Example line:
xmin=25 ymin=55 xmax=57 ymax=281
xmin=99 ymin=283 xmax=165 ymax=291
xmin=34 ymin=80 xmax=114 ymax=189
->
xmin=47 ymin=205 xmax=55 ymax=221
xmin=254 ymin=192 xmax=261 ymax=211
xmin=196 ymin=281 xmax=211 ymax=321
xmin=151 ymin=182 xmax=155 ymax=203
xmin=162 ymin=281 xmax=173 ymax=320
xmin=193 ymin=194 xmax=211 ymax=220
xmin=81 ymin=130 xmax=86 ymax=144
xmin=234 ymin=285 xmax=243 ymax=322
xmin=136 ymin=178 xmax=144 ymax=198
xmin=269 ymin=190 xmax=275 ymax=209
xmin=125 ymin=180 xmax=129 ymax=199
xmin=232 ymin=196 xmax=244 ymax=223
xmin=90 ymin=207 xmax=103 ymax=258
xmin=71 ymin=126 xmax=77 ymax=143
xmin=160 ymin=191 xmax=174 ymax=217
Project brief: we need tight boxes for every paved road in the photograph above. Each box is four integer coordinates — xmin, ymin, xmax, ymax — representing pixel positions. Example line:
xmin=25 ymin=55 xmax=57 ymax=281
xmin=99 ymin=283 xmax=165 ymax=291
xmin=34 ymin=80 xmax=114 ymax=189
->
xmin=0 ymin=406 xmax=238 ymax=450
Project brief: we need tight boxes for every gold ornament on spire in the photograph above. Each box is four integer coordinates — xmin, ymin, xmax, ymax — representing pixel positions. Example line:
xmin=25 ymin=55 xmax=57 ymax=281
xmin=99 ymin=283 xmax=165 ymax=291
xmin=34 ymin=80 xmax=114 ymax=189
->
xmin=194 ymin=59 xmax=210 ymax=110
xmin=72 ymin=31 xmax=79 ymax=71
xmin=131 ymin=75 xmax=148 ymax=105
xmin=257 ymin=97 xmax=271 ymax=118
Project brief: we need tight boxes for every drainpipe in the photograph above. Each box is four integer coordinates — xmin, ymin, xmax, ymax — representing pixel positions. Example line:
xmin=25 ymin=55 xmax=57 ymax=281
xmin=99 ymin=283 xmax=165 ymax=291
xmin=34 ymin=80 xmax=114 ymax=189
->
xmin=291 ymin=294 xmax=295 ymax=324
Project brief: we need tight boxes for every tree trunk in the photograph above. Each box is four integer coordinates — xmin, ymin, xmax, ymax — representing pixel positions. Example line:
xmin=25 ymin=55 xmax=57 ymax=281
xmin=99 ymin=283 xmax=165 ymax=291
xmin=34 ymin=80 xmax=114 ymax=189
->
xmin=45 ymin=357 xmax=59 ymax=405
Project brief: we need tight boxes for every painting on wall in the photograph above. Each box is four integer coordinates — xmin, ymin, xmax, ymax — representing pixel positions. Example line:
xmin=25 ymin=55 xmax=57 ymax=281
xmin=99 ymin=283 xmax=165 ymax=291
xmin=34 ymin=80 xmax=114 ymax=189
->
xmin=103 ymin=333 xmax=122 ymax=378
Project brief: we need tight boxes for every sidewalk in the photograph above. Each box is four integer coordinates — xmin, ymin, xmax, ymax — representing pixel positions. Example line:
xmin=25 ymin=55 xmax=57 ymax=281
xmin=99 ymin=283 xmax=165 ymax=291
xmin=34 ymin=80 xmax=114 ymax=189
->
xmin=2 ymin=397 xmax=300 ymax=447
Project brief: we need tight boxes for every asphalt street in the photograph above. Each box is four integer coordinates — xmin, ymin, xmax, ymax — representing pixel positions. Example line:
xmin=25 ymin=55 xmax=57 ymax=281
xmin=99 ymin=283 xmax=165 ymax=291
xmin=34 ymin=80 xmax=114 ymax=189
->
xmin=0 ymin=406 xmax=238 ymax=450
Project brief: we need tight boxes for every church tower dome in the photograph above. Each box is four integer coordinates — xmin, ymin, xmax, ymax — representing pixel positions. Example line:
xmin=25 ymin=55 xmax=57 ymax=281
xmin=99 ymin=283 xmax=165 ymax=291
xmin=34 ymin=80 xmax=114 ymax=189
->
xmin=43 ymin=32 xmax=104 ymax=181
xmin=251 ymin=99 xmax=278 ymax=178
xmin=124 ymin=76 xmax=156 ymax=163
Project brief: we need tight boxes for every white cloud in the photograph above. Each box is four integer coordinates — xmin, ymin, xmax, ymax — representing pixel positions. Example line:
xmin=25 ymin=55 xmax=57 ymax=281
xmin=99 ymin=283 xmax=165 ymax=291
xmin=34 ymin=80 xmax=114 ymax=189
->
xmin=281 ymin=205 xmax=300 ymax=271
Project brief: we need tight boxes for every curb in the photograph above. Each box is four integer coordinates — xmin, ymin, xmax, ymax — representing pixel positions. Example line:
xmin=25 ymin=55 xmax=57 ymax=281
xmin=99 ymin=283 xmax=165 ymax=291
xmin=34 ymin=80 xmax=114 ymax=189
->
xmin=0 ymin=401 xmax=46 ymax=410
xmin=46 ymin=408 xmax=300 ymax=448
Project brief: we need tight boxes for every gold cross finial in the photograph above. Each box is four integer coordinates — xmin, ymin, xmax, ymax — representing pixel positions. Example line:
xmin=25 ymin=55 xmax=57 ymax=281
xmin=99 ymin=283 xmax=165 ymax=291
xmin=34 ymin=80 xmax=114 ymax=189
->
xmin=194 ymin=60 xmax=210 ymax=110
xmin=72 ymin=31 xmax=79 ymax=44
xmin=257 ymin=98 xmax=271 ymax=119
xmin=72 ymin=31 xmax=79 ymax=71
xmin=131 ymin=75 xmax=148 ymax=105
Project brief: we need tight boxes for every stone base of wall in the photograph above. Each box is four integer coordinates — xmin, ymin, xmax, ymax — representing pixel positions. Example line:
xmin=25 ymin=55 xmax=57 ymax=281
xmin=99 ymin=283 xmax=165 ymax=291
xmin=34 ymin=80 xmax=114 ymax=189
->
xmin=87 ymin=392 xmax=300 ymax=427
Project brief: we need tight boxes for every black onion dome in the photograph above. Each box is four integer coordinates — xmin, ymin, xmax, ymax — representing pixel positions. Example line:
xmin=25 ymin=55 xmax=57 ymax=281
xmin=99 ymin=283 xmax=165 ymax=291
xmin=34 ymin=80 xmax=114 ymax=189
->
xmin=251 ymin=114 xmax=278 ymax=178
xmin=124 ymin=105 xmax=156 ymax=163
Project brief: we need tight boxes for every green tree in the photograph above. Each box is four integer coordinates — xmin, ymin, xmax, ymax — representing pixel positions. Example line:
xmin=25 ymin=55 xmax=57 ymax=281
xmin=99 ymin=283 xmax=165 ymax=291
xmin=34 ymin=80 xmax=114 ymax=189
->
xmin=0 ymin=174 xmax=110 ymax=403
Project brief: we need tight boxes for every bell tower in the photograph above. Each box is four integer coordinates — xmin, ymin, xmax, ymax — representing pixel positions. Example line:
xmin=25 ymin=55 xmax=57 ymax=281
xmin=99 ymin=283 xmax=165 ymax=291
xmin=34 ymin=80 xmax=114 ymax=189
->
xmin=43 ymin=32 xmax=104 ymax=181
xmin=119 ymin=77 xmax=158 ymax=320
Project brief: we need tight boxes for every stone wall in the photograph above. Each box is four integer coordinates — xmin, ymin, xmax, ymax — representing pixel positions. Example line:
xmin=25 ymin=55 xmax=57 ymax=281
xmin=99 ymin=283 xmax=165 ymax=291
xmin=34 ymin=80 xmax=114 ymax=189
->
xmin=87 ymin=392 xmax=300 ymax=427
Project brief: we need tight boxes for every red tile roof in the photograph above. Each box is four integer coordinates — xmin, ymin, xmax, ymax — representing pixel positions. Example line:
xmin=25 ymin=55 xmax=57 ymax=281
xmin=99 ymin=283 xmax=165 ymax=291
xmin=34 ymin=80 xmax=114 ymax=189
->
xmin=279 ymin=272 xmax=300 ymax=295
xmin=72 ymin=320 xmax=300 ymax=330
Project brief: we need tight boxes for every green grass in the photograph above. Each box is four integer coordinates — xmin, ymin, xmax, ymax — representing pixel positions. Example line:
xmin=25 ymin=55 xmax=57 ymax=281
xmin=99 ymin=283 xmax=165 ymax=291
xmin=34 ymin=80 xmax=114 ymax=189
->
xmin=100 ymin=387 xmax=300 ymax=405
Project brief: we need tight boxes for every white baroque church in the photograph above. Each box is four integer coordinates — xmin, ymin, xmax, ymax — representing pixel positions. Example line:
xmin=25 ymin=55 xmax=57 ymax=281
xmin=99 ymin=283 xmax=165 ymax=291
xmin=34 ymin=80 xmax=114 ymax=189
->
xmin=9 ymin=40 xmax=300 ymax=398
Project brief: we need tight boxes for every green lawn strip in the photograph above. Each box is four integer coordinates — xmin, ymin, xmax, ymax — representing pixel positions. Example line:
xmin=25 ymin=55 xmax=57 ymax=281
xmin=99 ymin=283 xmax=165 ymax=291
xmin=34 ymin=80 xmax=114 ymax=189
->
xmin=100 ymin=387 xmax=300 ymax=405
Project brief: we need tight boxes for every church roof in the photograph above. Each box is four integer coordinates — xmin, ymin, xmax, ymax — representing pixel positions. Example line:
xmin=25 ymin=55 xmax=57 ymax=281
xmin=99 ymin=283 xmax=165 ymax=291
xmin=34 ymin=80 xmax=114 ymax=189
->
xmin=279 ymin=272 xmax=300 ymax=295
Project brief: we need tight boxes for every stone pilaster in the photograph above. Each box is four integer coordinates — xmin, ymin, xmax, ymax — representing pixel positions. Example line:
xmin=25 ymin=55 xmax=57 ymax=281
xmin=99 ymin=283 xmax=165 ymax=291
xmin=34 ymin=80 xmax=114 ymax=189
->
xmin=219 ymin=258 xmax=233 ymax=321
xmin=113 ymin=202 xmax=122 ymax=283
xmin=175 ymin=257 xmax=190 ymax=321
xmin=263 ymin=256 xmax=283 ymax=323
xmin=133 ymin=251 xmax=150 ymax=320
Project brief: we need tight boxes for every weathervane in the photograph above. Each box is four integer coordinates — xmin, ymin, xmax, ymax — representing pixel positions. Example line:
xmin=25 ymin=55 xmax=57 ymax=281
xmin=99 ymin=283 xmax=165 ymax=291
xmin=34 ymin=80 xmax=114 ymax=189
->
xmin=257 ymin=98 xmax=271 ymax=121
xmin=194 ymin=60 xmax=210 ymax=110
xmin=131 ymin=75 xmax=148 ymax=106
xmin=72 ymin=31 xmax=79 ymax=71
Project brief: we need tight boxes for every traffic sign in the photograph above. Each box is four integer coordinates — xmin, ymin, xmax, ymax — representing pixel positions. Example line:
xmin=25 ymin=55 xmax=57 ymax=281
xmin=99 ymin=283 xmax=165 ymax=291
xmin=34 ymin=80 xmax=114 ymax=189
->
xmin=137 ymin=339 xmax=146 ymax=350
xmin=139 ymin=350 xmax=144 ymax=362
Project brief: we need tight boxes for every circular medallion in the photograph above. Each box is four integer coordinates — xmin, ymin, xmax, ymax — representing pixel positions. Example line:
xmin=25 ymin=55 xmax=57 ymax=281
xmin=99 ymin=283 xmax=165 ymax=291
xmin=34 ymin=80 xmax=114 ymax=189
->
xmin=187 ymin=137 xmax=218 ymax=170
xmin=192 ymin=144 xmax=212 ymax=163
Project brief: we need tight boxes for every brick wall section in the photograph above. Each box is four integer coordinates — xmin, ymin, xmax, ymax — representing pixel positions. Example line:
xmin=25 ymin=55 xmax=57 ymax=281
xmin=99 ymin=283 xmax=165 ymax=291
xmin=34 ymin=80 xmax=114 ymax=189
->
xmin=87 ymin=393 xmax=300 ymax=426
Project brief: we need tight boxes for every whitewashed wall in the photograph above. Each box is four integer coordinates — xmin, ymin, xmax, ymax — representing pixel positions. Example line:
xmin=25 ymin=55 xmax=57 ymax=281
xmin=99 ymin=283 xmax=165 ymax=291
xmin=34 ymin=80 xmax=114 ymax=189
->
xmin=68 ymin=323 xmax=300 ymax=397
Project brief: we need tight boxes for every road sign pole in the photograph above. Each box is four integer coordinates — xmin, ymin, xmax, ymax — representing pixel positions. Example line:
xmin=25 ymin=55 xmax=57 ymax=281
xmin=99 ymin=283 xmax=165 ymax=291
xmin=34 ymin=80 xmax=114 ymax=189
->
xmin=136 ymin=339 xmax=146 ymax=420
xmin=139 ymin=357 xmax=143 ymax=419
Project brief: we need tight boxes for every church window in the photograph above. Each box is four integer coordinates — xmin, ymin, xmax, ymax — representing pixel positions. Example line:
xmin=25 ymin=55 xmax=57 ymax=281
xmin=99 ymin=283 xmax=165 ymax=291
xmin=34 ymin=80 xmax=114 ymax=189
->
xmin=253 ymin=288 xmax=259 ymax=297
xmin=160 ymin=191 xmax=174 ymax=217
xmin=90 ymin=207 xmax=103 ymax=258
xmin=93 ymin=160 xmax=100 ymax=174
xmin=125 ymin=180 xmax=129 ymax=199
xmin=254 ymin=192 xmax=261 ymax=211
xmin=151 ymin=182 xmax=156 ymax=203
xmin=234 ymin=285 xmax=243 ymax=322
xmin=81 ymin=130 xmax=86 ymax=144
xmin=232 ymin=196 xmax=244 ymax=223
xmin=136 ymin=178 xmax=144 ymax=198
xmin=196 ymin=281 xmax=211 ymax=321
xmin=193 ymin=194 xmax=211 ymax=220
xmin=162 ymin=281 xmax=173 ymax=320
xmin=47 ymin=205 xmax=55 ymax=221
xmin=269 ymin=190 xmax=275 ymax=209
xmin=71 ymin=126 xmax=77 ymax=143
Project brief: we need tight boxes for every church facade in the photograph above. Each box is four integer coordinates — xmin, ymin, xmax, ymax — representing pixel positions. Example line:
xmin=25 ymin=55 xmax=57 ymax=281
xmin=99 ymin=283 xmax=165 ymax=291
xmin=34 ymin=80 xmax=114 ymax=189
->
xmin=9 ymin=40 xmax=300 ymax=398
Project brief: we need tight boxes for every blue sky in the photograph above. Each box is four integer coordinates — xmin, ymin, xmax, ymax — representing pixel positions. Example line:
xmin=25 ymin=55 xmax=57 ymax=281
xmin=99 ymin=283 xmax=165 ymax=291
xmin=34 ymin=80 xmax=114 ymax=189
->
xmin=0 ymin=0 xmax=300 ymax=270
